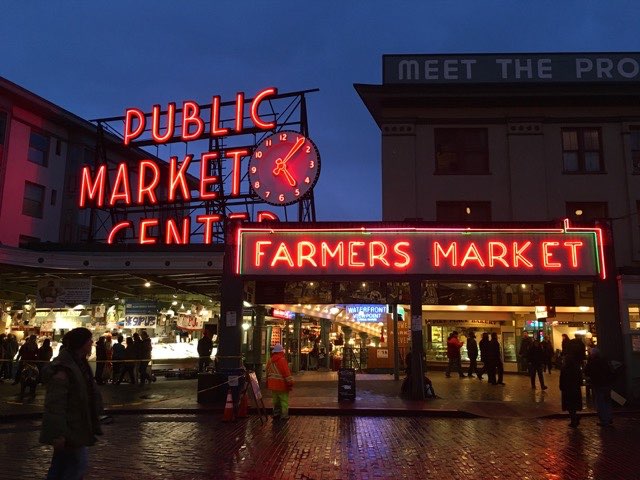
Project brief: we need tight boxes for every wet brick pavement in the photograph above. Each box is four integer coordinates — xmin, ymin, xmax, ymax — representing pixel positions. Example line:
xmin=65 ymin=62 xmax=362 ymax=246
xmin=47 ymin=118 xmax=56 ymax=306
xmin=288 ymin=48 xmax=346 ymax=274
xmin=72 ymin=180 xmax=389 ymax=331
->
xmin=2 ymin=414 xmax=640 ymax=480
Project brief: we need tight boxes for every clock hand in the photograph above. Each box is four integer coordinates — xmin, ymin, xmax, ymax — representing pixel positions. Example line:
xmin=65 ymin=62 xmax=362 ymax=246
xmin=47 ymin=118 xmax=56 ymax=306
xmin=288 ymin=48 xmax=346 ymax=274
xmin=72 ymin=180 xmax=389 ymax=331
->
xmin=281 ymin=166 xmax=297 ymax=186
xmin=280 ymin=136 xmax=305 ymax=165
xmin=273 ymin=159 xmax=297 ymax=186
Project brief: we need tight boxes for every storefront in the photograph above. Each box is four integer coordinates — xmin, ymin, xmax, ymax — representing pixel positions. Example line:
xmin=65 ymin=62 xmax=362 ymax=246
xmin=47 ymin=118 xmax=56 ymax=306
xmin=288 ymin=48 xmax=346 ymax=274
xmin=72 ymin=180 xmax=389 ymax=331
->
xmin=220 ymin=218 xmax=612 ymax=394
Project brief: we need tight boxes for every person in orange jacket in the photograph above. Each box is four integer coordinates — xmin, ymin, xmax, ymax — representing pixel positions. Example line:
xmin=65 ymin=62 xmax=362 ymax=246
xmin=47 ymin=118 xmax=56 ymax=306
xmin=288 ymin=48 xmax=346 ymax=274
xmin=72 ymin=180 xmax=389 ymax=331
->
xmin=266 ymin=343 xmax=293 ymax=421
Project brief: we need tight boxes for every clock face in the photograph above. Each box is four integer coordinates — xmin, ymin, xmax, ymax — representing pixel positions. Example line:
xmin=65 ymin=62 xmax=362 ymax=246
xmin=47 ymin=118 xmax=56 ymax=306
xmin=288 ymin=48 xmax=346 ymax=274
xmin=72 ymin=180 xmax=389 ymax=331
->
xmin=248 ymin=130 xmax=321 ymax=206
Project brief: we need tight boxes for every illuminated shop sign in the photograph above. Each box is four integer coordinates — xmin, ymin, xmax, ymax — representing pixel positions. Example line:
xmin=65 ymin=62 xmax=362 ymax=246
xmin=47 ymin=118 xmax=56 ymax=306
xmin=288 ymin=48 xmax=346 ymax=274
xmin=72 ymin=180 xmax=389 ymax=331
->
xmin=270 ymin=308 xmax=296 ymax=320
xmin=345 ymin=304 xmax=387 ymax=323
xmin=236 ymin=220 xmax=605 ymax=279
xmin=384 ymin=53 xmax=640 ymax=84
xmin=79 ymin=87 xmax=315 ymax=245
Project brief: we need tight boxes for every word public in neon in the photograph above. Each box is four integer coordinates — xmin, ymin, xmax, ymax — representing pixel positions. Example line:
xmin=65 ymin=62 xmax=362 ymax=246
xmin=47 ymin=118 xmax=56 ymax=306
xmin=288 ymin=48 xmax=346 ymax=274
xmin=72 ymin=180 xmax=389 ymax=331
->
xmin=236 ymin=221 xmax=605 ymax=279
xmin=79 ymin=88 xmax=282 ymax=244
xmin=123 ymin=87 xmax=277 ymax=145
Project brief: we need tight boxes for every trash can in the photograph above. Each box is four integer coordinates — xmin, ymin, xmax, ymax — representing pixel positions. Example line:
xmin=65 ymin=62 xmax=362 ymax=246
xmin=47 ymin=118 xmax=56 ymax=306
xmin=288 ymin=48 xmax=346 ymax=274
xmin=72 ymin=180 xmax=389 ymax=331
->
xmin=338 ymin=368 xmax=356 ymax=401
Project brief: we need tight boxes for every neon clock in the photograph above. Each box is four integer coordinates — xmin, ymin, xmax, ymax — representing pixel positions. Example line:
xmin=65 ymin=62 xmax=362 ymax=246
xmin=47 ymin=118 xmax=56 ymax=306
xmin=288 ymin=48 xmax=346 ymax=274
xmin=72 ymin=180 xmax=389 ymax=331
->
xmin=248 ymin=130 xmax=320 ymax=206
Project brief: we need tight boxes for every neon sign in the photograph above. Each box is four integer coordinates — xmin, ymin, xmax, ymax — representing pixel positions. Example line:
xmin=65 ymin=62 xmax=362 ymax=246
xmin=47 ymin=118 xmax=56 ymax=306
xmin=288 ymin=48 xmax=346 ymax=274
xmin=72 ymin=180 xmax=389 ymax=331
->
xmin=345 ymin=304 xmax=388 ymax=323
xmin=80 ymin=88 xmax=290 ymax=244
xmin=236 ymin=220 xmax=605 ymax=279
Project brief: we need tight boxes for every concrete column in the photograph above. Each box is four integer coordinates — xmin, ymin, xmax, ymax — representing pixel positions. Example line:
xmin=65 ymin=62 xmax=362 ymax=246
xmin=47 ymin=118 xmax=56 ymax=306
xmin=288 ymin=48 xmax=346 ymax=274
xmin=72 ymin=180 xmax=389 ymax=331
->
xmin=392 ymin=305 xmax=400 ymax=380
xmin=409 ymin=280 xmax=425 ymax=400
xmin=253 ymin=306 xmax=266 ymax=382
xmin=320 ymin=319 xmax=331 ymax=370
xmin=218 ymin=223 xmax=243 ymax=373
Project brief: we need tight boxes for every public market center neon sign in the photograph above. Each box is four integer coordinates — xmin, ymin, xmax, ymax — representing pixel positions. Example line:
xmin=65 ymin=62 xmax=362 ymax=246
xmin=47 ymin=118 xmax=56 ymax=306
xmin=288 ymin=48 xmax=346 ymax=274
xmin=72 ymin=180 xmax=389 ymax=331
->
xmin=78 ymin=88 xmax=281 ymax=244
xmin=236 ymin=220 xmax=605 ymax=279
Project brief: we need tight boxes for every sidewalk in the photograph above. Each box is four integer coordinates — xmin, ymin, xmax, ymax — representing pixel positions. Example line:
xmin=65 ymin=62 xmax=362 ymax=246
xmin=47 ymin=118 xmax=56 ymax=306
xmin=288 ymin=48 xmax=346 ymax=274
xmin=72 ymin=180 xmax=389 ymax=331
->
xmin=0 ymin=370 xmax=634 ymax=420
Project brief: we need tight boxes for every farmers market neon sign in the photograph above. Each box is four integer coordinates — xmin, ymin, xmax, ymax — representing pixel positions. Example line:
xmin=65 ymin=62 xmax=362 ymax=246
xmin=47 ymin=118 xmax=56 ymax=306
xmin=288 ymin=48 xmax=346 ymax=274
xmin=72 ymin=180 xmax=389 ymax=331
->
xmin=236 ymin=220 xmax=605 ymax=279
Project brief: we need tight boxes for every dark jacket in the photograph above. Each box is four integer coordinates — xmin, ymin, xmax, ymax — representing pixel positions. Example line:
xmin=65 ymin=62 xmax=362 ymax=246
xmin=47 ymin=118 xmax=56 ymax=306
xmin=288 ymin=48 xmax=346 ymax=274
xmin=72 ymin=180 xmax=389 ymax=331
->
xmin=560 ymin=359 xmax=583 ymax=412
xmin=485 ymin=339 xmax=501 ymax=363
xmin=519 ymin=336 xmax=533 ymax=358
xmin=40 ymin=349 xmax=103 ymax=447
xmin=141 ymin=338 xmax=152 ymax=361
xmin=584 ymin=355 xmax=613 ymax=387
xmin=466 ymin=338 xmax=478 ymax=360
xmin=527 ymin=343 xmax=546 ymax=366
xmin=37 ymin=345 xmax=53 ymax=363
xmin=197 ymin=336 xmax=213 ymax=357
xmin=566 ymin=338 xmax=586 ymax=362
xmin=479 ymin=338 xmax=490 ymax=362
xmin=112 ymin=342 xmax=126 ymax=361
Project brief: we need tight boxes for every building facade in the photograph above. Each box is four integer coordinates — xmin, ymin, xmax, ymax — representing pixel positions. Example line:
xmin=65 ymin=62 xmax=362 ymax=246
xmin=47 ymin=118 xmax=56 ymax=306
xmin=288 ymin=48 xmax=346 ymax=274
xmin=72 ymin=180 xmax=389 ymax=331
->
xmin=356 ymin=53 xmax=640 ymax=399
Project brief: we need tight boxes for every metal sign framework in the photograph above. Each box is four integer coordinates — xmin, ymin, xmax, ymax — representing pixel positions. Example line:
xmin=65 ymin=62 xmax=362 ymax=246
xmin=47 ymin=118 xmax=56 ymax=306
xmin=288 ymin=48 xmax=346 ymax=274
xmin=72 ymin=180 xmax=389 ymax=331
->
xmin=89 ymin=88 xmax=319 ymax=244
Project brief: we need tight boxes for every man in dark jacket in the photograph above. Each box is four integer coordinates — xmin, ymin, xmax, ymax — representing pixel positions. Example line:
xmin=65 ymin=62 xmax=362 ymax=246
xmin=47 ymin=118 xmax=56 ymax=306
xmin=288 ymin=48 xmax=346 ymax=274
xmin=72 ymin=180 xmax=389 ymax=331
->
xmin=139 ymin=330 xmax=153 ymax=385
xmin=466 ymin=332 xmax=479 ymax=378
xmin=477 ymin=332 xmax=490 ymax=381
xmin=584 ymin=348 xmax=613 ymax=426
xmin=41 ymin=328 xmax=103 ymax=479
xmin=488 ymin=332 xmax=505 ymax=385
xmin=197 ymin=329 xmax=214 ymax=372
xmin=519 ymin=331 xmax=533 ymax=374
xmin=527 ymin=340 xmax=548 ymax=390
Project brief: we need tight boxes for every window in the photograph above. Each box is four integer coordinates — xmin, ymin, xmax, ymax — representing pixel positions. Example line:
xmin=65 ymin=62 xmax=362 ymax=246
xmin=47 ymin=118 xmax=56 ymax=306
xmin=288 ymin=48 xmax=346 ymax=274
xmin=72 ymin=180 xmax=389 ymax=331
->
xmin=50 ymin=189 xmax=57 ymax=206
xmin=562 ymin=128 xmax=603 ymax=173
xmin=22 ymin=181 xmax=46 ymax=218
xmin=566 ymin=202 xmax=608 ymax=222
xmin=436 ymin=201 xmax=492 ymax=222
xmin=434 ymin=128 xmax=489 ymax=174
xmin=631 ymin=127 xmax=640 ymax=174
xmin=28 ymin=130 xmax=49 ymax=167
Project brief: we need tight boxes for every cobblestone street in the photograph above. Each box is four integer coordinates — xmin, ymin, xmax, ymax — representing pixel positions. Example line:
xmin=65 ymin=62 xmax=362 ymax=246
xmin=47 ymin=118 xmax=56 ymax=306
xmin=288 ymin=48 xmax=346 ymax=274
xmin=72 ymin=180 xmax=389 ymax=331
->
xmin=2 ymin=414 xmax=639 ymax=480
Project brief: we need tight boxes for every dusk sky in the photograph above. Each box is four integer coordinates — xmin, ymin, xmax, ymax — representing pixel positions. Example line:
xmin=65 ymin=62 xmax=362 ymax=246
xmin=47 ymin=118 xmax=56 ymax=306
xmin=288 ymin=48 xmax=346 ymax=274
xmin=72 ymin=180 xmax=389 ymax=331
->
xmin=2 ymin=1 xmax=640 ymax=221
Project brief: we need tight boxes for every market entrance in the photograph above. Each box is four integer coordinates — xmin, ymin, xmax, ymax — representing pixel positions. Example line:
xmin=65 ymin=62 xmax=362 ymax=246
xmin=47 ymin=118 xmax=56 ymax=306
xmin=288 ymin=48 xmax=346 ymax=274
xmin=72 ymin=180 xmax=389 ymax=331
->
xmin=219 ymin=219 xmax=618 ymax=400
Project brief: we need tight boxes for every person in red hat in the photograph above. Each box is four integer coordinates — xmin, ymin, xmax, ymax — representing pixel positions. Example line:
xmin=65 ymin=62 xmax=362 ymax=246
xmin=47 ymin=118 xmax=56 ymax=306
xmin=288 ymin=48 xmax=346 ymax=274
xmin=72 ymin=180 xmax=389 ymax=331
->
xmin=266 ymin=343 xmax=293 ymax=421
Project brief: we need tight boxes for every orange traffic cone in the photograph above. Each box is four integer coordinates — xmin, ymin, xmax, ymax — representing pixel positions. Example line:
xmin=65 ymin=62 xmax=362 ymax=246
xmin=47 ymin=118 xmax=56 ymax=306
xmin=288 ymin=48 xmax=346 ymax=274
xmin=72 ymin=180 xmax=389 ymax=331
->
xmin=222 ymin=388 xmax=235 ymax=422
xmin=237 ymin=391 xmax=248 ymax=418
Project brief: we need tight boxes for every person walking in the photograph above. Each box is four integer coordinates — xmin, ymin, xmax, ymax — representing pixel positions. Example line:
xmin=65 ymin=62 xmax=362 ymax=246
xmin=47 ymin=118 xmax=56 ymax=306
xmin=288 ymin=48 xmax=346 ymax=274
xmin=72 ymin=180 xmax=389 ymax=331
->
xmin=132 ymin=333 xmax=143 ymax=384
xmin=489 ymin=332 xmax=505 ymax=385
xmin=584 ymin=348 xmax=614 ymax=427
xmin=37 ymin=338 xmax=54 ymax=383
xmin=40 ymin=327 xmax=103 ymax=479
xmin=14 ymin=335 xmax=38 ymax=385
xmin=445 ymin=331 xmax=466 ymax=378
xmin=115 ymin=337 xmax=136 ymax=385
xmin=560 ymin=355 xmax=583 ymax=428
xmin=266 ymin=343 xmax=293 ymax=421
xmin=197 ymin=329 xmax=214 ymax=372
xmin=111 ymin=335 xmax=125 ymax=382
xmin=528 ymin=339 xmax=548 ymax=390
xmin=519 ymin=331 xmax=533 ymax=375
xmin=5 ymin=334 xmax=18 ymax=381
xmin=94 ymin=337 xmax=107 ymax=385
xmin=139 ymin=330 xmax=153 ymax=385
xmin=541 ymin=338 xmax=554 ymax=374
xmin=466 ymin=332 xmax=479 ymax=378
xmin=561 ymin=333 xmax=570 ymax=356
xmin=477 ymin=332 xmax=490 ymax=381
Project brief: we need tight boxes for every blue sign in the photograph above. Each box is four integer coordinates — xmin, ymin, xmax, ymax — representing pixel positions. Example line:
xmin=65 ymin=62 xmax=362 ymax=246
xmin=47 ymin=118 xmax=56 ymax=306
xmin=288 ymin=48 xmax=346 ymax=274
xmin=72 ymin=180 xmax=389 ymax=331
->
xmin=125 ymin=301 xmax=158 ymax=315
xmin=345 ymin=304 xmax=388 ymax=323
